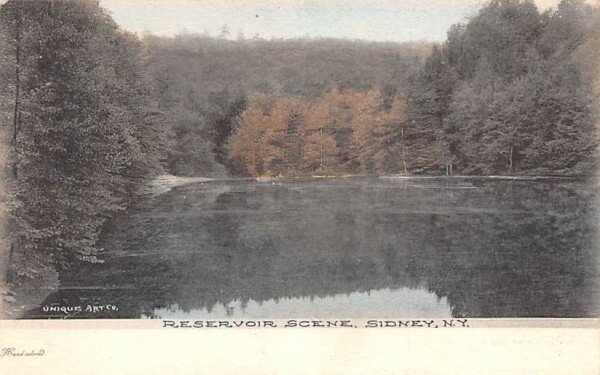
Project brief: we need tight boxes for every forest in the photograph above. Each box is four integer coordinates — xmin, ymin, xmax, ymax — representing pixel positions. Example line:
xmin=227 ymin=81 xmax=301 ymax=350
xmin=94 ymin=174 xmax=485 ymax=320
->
xmin=229 ymin=90 xmax=413 ymax=176
xmin=0 ymin=0 xmax=599 ymax=297
xmin=412 ymin=0 xmax=600 ymax=175
xmin=0 ymin=0 xmax=162 ymax=283
xmin=142 ymin=34 xmax=432 ymax=176
xmin=229 ymin=0 xmax=600 ymax=177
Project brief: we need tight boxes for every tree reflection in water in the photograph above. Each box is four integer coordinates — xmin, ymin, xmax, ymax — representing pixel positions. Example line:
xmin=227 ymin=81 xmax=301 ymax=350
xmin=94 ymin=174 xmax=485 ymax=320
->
xmin=26 ymin=177 xmax=599 ymax=319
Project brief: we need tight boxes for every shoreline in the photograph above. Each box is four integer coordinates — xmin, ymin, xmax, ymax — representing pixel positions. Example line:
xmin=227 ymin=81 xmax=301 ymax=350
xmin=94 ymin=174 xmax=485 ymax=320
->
xmin=148 ymin=174 xmax=214 ymax=195
xmin=211 ymin=173 xmax=595 ymax=183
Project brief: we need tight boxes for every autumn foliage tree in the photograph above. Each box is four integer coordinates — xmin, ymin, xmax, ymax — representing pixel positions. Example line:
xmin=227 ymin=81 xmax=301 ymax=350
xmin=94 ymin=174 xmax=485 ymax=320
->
xmin=230 ymin=90 xmax=411 ymax=177
xmin=350 ymin=90 xmax=409 ymax=174
xmin=142 ymin=34 xmax=432 ymax=176
xmin=301 ymin=93 xmax=342 ymax=175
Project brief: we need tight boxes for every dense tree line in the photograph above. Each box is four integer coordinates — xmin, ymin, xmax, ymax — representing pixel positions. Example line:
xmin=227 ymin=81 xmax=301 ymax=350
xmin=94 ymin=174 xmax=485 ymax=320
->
xmin=410 ymin=0 xmax=600 ymax=175
xmin=229 ymin=90 xmax=413 ymax=177
xmin=227 ymin=0 xmax=599 ymax=177
xmin=0 ymin=0 xmax=161 ymax=275
xmin=142 ymin=35 xmax=432 ymax=176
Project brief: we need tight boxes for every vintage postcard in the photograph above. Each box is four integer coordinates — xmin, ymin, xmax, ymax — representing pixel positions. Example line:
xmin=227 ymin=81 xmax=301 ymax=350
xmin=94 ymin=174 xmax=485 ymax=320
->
xmin=0 ymin=0 xmax=599 ymax=373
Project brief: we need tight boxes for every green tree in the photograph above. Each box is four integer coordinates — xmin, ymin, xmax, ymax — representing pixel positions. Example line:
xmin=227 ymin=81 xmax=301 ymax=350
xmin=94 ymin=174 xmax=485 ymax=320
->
xmin=0 ymin=0 xmax=161 ymax=272
xmin=411 ymin=0 xmax=599 ymax=175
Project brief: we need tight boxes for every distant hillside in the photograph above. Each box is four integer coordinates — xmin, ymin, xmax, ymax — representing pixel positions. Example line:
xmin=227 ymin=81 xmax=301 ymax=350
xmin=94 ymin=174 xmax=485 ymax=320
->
xmin=142 ymin=35 xmax=433 ymax=176
xmin=144 ymin=35 xmax=433 ymax=97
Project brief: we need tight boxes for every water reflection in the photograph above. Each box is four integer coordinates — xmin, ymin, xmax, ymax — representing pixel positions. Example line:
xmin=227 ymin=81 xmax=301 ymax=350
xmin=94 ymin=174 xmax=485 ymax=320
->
xmin=150 ymin=288 xmax=452 ymax=319
xmin=26 ymin=177 xmax=600 ymax=319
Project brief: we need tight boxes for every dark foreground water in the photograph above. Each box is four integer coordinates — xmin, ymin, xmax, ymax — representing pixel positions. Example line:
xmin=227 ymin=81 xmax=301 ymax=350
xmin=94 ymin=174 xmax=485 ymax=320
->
xmin=26 ymin=177 xmax=600 ymax=319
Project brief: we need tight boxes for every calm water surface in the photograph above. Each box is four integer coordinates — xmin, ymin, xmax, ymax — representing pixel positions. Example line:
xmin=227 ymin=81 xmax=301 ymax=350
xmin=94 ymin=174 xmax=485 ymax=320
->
xmin=27 ymin=177 xmax=600 ymax=318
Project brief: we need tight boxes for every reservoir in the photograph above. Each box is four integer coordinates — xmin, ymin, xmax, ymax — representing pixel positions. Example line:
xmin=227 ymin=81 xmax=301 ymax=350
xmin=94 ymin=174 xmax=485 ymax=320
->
xmin=26 ymin=176 xmax=600 ymax=319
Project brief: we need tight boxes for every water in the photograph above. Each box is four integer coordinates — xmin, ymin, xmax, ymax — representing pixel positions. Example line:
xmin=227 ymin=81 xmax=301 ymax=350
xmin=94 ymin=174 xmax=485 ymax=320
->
xmin=26 ymin=177 xmax=600 ymax=319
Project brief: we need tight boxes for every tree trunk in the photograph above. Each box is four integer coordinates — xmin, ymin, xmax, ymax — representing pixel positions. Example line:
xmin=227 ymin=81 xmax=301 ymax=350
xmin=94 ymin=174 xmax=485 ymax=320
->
xmin=319 ymin=127 xmax=323 ymax=171
xmin=509 ymin=145 xmax=513 ymax=173
xmin=402 ymin=147 xmax=408 ymax=175
xmin=0 ymin=128 xmax=8 ymax=287
xmin=12 ymin=9 xmax=22 ymax=179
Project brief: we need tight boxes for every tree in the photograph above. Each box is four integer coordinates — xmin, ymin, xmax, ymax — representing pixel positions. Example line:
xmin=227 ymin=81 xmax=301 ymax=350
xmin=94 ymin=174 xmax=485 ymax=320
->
xmin=0 ymin=0 xmax=37 ymax=179
xmin=408 ymin=45 xmax=458 ymax=172
xmin=350 ymin=90 xmax=386 ymax=174
xmin=229 ymin=96 xmax=272 ymax=176
xmin=142 ymin=35 xmax=432 ymax=176
xmin=410 ymin=0 xmax=599 ymax=175
xmin=0 ymin=0 xmax=162 ymax=272
xmin=230 ymin=89 xmax=410 ymax=177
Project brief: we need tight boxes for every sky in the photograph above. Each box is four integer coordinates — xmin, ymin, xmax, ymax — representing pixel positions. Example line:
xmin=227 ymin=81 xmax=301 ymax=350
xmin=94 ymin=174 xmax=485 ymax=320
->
xmin=100 ymin=0 xmax=571 ymax=43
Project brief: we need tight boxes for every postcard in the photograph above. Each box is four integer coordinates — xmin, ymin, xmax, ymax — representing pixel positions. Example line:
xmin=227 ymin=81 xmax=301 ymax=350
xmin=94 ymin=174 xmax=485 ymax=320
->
xmin=0 ymin=0 xmax=599 ymax=373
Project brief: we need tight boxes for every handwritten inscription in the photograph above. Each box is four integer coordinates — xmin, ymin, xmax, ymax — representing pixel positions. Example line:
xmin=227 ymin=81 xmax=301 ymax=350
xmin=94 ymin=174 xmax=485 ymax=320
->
xmin=162 ymin=319 xmax=469 ymax=328
xmin=0 ymin=348 xmax=45 ymax=358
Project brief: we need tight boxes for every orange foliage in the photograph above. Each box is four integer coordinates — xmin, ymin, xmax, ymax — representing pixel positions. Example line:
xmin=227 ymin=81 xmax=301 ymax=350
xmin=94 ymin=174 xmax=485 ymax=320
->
xmin=229 ymin=90 xmax=410 ymax=177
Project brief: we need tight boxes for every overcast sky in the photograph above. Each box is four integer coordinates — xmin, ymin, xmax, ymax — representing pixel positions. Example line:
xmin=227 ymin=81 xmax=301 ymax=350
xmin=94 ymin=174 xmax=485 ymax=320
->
xmin=100 ymin=0 xmax=570 ymax=42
